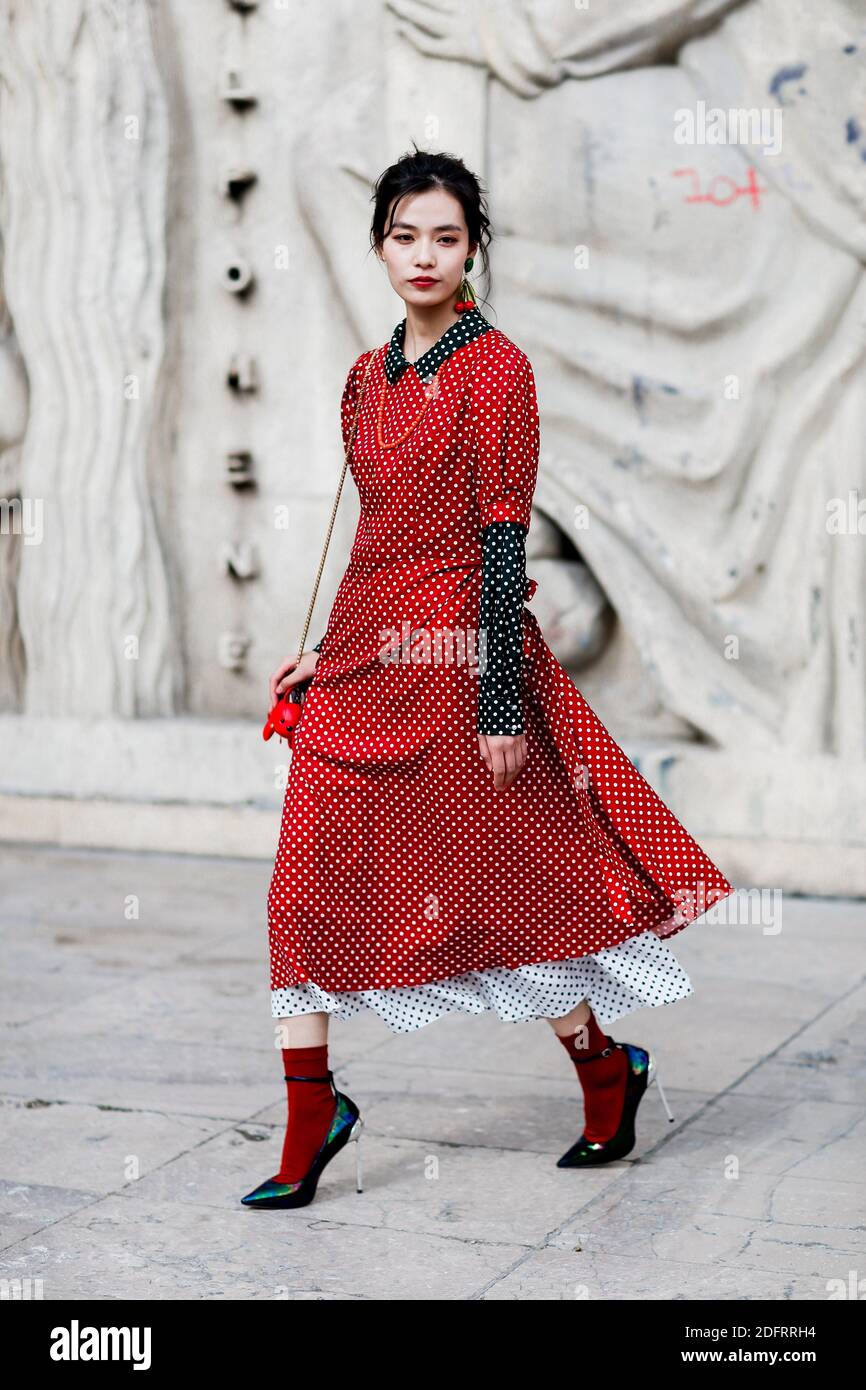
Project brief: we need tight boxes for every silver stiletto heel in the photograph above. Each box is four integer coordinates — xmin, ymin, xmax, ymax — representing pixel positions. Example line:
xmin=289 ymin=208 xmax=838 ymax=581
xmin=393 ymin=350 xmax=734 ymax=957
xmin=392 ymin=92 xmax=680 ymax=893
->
xmin=647 ymin=1051 xmax=675 ymax=1123
xmin=349 ymin=1116 xmax=364 ymax=1192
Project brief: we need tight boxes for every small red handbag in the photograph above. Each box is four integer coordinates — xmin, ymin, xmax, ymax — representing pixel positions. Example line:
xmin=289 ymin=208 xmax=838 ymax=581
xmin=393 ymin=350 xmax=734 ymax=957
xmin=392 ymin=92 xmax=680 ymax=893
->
xmin=262 ymin=346 xmax=379 ymax=747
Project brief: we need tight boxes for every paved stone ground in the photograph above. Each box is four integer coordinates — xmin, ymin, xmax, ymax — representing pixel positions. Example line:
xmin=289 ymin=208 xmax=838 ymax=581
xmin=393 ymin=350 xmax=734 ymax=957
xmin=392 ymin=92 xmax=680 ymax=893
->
xmin=1 ymin=843 xmax=864 ymax=1301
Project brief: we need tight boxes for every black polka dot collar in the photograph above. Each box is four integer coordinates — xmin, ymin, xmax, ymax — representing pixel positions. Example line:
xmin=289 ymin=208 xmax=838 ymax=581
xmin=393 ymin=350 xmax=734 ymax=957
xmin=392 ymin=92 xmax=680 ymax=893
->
xmin=385 ymin=304 xmax=492 ymax=385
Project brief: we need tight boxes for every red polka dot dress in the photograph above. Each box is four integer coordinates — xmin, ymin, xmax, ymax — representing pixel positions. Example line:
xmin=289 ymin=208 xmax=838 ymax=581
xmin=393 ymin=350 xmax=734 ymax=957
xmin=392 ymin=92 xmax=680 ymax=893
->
xmin=267 ymin=307 xmax=735 ymax=1031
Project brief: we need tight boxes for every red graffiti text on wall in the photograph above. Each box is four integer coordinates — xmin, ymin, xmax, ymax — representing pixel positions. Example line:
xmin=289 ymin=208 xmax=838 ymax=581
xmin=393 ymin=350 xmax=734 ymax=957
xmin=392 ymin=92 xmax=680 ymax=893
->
xmin=673 ymin=165 xmax=768 ymax=209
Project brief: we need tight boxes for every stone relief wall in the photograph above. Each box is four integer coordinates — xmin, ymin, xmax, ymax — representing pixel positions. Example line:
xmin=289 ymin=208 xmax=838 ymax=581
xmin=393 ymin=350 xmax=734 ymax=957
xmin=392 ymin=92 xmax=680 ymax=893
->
xmin=0 ymin=0 xmax=863 ymax=883
xmin=0 ymin=0 xmax=182 ymax=717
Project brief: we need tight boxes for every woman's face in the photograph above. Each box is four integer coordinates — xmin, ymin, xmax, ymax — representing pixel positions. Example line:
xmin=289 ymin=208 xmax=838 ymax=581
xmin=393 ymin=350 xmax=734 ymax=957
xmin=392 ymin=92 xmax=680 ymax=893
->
xmin=377 ymin=186 xmax=477 ymax=311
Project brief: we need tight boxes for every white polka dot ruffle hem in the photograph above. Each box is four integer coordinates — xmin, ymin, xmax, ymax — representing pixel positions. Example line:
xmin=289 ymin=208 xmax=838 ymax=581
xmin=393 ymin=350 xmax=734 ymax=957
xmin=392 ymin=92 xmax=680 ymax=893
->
xmin=270 ymin=928 xmax=693 ymax=1033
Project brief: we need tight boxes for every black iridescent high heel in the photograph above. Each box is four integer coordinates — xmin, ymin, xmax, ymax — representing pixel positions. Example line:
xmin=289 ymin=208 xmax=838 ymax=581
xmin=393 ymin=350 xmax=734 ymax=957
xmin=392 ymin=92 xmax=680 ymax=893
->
xmin=241 ymin=1069 xmax=364 ymax=1209
xmin=556 ymin=1039 xmax=675 ymax=1167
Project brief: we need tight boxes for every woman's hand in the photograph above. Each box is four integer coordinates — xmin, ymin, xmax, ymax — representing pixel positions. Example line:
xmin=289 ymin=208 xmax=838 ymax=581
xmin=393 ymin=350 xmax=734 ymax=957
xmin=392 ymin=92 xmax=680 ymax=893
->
xmin=269 ymin=650 xmax=319 ymax=707
xmin=477 ymin=733 xmax=527 ymax=791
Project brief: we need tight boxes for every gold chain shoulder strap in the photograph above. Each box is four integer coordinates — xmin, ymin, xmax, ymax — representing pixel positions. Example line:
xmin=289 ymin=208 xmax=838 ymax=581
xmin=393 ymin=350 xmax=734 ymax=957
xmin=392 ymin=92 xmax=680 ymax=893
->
xmin=294 ymin=345 xmax=381 ymax=662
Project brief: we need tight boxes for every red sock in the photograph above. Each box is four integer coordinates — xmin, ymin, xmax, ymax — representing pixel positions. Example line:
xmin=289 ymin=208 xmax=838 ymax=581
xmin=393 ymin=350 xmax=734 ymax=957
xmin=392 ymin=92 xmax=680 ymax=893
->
xmin=556 ymin=1008 xmax=628 ymax=1143
xmin=273 ymin=1044 xmax=337 ymax=1183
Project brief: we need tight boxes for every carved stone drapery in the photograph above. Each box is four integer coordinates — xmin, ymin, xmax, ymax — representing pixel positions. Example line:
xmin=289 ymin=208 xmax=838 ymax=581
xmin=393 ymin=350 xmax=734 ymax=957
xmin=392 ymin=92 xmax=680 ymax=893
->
xmin=0 ymin=0 xmax=182 ymax=716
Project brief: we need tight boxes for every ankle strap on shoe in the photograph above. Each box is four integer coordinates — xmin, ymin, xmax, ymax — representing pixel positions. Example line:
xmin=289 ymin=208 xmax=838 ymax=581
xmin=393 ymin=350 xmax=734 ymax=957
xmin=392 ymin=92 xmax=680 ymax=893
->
xmin=283 ymin=1070 xmax=334 ymax=1082
xmin=571 ymin=1041 xmax=616 ymax=1063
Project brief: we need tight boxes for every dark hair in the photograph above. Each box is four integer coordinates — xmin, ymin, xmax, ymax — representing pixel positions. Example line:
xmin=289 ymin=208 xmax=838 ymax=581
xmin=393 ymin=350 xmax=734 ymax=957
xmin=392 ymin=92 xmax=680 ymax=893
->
xmin=369 ymin=144 xmax=493 ymax=312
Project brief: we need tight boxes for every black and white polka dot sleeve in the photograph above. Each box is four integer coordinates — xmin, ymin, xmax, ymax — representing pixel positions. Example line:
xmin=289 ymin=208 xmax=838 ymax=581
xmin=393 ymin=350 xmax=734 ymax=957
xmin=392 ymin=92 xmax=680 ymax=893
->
xmin=477 ymin=520 xmax=527 ymax=737
xmin=470 ymin=353 xmax=539 ymax=738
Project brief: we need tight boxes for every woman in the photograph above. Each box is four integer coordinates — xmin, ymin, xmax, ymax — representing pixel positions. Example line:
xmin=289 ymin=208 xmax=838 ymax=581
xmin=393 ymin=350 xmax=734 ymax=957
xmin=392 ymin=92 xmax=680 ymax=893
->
xmin=242 ymin=148 xmax=735 ymax=1211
